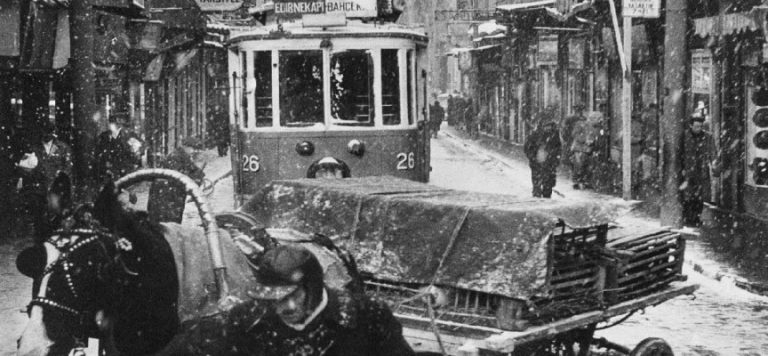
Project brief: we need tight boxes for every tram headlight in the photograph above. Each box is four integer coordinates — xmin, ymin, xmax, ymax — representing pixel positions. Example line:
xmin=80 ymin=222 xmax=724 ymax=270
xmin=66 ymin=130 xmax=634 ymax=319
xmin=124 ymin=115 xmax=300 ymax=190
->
xmin=296 ymin=141 xmax=315 ymax=156
xmin=347 ymin=139 xmax=365 ymax=156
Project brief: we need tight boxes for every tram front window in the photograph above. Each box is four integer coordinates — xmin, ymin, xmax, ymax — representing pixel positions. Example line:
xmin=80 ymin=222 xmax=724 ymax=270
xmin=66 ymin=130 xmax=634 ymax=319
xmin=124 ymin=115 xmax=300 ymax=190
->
xmin=331 ymin=50 xmax=374 ymax=126
xmin=279 ymin=50 xmax=324 ymax=127
xmin=381 ymin=49 xmax=401 ymax=125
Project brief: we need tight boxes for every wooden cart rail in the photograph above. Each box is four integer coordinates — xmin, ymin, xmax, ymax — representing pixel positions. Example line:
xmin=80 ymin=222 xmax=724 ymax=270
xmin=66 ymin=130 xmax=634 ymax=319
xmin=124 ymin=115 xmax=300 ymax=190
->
xmin=400 ymin=283 xmax=698 ymax=354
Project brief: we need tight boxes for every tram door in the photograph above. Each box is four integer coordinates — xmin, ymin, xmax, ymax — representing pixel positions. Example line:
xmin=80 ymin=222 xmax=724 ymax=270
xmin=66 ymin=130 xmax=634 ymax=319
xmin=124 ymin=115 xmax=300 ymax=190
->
xmin=417 ymin=46 xmax=431 ymax=181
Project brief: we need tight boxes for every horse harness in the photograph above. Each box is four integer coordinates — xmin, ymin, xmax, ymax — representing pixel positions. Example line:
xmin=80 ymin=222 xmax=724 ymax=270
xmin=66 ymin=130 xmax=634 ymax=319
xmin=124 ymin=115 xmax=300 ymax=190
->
xmin=28 ymin=227 xmax=133 ymax=322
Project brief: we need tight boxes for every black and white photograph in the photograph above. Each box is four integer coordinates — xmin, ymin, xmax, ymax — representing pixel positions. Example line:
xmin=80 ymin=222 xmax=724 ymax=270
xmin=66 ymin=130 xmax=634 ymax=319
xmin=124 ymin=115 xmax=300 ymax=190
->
xmin=1 ymin=0 xmax=767 ymax=355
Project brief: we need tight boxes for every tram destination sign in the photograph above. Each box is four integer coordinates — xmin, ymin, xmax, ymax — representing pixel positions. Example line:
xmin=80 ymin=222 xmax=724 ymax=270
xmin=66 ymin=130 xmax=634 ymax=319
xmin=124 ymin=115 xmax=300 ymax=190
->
xmin=275 ymin=0 xmax=377 ymax=19
xmin=622 ymin=0 xmax=661 ymax=18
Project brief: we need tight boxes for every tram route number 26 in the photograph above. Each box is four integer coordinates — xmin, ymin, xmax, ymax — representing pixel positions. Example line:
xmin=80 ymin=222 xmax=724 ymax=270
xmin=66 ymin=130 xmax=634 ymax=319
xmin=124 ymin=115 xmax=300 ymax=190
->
xmin=396 ymin=152 xmax=415 ymax=170
xmin=242 ymin=155 xmax=261 ymax=172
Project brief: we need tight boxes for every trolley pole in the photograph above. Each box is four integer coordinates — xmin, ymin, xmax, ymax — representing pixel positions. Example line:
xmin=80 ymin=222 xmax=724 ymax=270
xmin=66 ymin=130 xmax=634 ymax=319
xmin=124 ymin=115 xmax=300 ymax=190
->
xmin=660 ymin=0 xmax=688 ymax=226
xmin=69 ymin=0 xmax=99 ymax=198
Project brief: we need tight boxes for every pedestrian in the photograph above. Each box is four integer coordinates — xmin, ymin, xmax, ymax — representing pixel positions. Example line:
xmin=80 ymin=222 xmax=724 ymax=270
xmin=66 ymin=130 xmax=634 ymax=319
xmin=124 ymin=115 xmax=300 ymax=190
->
xmin=208 ymin=103 xmax=230 ymax=157
xmin=14 ymin=150 xmax=47 ymax=240
xmin=34 ymin=121 xmax=73 ymax=186
xmin=570 ymin=112 xmax=599 ymax=189
xmin=464 ymin=97 xmax=477 ymax=138
xmin=561 ymin=104 xmax=586 ymax=164
xmin=226 ymin=244 xmax=415 ymax=356
xmin=94 ymin=116 xmax=141 ymax=182
xmin=147 ymin=137 xmax=206 ymax=224
xmin=11 ymin=121 xmax=72 ymax=240
xmin=446 ymin=93 xmax=455 ymax=126
xmin=524 ymin=118 xmax=562 ymax=198
xmin=680 ymin=116 xmax=717 ymax=227
xmin=428 ymin=93 xmax=444 ymax=138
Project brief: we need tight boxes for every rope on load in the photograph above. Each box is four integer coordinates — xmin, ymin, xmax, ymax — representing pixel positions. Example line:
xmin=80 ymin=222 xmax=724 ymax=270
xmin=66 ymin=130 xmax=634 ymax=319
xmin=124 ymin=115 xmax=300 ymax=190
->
xmin=425 ymin=206 xmax=472 ymax=356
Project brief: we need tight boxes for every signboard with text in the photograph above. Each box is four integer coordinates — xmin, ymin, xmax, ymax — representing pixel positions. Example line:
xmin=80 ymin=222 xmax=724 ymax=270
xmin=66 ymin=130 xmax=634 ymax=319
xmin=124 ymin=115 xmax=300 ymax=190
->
xmin=622 ymin=0 xmax=661 ymax=18
xmin=275 ymin=0 xmax=377 ymax=19
xmin=195 ymin=0 xmax=243 ymax=12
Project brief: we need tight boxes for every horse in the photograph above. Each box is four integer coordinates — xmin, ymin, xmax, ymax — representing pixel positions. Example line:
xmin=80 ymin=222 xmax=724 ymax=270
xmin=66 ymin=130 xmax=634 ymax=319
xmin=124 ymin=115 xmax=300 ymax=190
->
xmin=16 ymin=173 xmax=261 ymax=356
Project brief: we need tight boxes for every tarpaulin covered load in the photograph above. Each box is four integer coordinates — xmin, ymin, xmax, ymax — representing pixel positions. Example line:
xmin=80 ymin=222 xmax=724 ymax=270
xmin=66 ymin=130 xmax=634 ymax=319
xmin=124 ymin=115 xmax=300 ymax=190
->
xmin=242 ymin=176 xmax=628 ymax=300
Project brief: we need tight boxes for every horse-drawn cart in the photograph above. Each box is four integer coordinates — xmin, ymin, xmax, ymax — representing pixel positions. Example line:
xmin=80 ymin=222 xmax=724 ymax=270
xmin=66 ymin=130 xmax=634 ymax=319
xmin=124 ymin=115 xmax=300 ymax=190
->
xmin=18 ymin=169 xmax=696 ymax=356
xmin=211 ymin=175 xmax=699 ymax=356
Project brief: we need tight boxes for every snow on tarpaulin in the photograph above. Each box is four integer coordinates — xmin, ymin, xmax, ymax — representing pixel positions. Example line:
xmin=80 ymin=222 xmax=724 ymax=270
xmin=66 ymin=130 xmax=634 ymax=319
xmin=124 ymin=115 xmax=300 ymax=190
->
xmin=242 ymin=176 xmax=628 ymax=300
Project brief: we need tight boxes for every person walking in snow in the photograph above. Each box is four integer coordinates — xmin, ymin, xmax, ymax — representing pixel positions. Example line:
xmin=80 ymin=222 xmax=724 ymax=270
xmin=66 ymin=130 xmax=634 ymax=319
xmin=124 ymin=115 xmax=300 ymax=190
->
xmin=680 ymin=116 xmax=717 ymax=227
xmin=525 ymin=118 xmax=562 ymax=198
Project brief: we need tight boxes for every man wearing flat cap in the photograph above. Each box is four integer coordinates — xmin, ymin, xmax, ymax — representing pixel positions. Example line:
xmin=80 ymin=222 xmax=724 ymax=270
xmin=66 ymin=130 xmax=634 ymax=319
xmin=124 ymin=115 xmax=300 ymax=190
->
xmin=680 ymin=115 xmax=717 ymax=227
xmin=225 ymin=244 xmax=414 ymax=356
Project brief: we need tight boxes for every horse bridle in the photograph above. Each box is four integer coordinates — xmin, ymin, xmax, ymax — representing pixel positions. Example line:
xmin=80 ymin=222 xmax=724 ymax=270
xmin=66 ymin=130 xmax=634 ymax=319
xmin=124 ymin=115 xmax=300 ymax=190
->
xmin=28 ymin=227 xmax=133 ymax=326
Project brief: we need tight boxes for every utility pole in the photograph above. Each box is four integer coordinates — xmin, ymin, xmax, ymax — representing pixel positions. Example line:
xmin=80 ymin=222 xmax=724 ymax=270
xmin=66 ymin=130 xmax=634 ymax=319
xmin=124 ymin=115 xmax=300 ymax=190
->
xmin=69 ymin=0 xmax=99 ymax=197
xmin=660 ymin=0 xmax=688 ymax=226
xmin=622 ymin=15 xmax=633 ymax=200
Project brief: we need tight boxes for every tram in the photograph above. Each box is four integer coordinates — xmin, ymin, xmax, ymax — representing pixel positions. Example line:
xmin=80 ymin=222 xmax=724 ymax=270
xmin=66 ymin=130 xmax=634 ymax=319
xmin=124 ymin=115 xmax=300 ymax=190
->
xmin=226 ymin=14 xmax=431 ymax=204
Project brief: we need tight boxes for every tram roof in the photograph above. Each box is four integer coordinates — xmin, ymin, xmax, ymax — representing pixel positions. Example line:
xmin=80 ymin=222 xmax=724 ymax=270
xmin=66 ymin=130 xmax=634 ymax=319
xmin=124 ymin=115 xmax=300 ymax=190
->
xmin=227 ymin=20 xmax=428 ymax=46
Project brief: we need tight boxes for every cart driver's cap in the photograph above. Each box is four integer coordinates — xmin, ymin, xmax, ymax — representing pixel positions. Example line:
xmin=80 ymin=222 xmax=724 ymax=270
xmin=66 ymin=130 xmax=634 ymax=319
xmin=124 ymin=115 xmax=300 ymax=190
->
xmin=248 ymin=245 xmax=319 ymax=300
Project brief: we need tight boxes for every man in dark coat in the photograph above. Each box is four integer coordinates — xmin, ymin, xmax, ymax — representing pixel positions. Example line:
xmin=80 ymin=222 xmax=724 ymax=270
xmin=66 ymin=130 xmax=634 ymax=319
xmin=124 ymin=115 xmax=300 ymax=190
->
xmin=525 ymin=119 xmax=562 ymax=198
xmin=464 ymin=97 xmax=476 ymax=137
xmin=446 ymin=93 xmax=456 ymax=126
xmin=429 ymin=94 xmax=444 ymax=138
xmin=13 ymin=122 xmax=72 ymax=240
xmin=34 ymin=122 xmax=72 ymax=187
xmin=226 ymin=245 xmax=414 ymax=356
xmin=94 ymin=117 xmax=141 ymax=182
xmin=147 ymin=138 xmax=205 ymax=224
xmin=680 ymin=116 xmax=717 ymax=226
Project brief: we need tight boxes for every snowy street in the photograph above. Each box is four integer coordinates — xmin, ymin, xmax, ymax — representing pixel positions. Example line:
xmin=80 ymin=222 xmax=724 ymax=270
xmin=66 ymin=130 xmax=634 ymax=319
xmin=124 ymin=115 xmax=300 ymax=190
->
xmin=431 ymin=128 xmax=768 ymax=356
xmin=1 ymin=130 xmax=767 ymax=356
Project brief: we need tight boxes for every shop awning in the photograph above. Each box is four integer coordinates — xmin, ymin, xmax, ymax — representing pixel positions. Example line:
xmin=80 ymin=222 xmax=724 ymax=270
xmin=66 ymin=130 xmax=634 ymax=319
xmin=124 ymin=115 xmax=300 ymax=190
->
xmin=19 ymin=2 xmax=70 ymax=71
xmin=496 ymin=0 xmax=555 ymax=12
xmin=471 ymin=20 xmax=507 ymax=36
xmin=445 ymin=44 xmax=501 ymax=56
xmin=496 ymin=0 xmax=594 ymax=31
xmin=694 ymin=11 xmax=763 ymax=38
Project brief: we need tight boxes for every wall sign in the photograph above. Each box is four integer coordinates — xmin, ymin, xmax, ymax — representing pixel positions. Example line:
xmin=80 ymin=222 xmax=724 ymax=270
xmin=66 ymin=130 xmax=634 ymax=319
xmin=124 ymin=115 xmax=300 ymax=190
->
xmin=622 ymin=0 xmax=661 ymax=18
xmin=275 ymin=0 xmax=377 ymax=19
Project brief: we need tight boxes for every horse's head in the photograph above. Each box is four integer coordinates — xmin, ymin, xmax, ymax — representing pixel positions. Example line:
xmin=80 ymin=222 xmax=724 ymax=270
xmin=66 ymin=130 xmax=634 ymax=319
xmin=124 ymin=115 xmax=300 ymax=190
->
xmin=17 ymin=180 xmax=179 ymax=356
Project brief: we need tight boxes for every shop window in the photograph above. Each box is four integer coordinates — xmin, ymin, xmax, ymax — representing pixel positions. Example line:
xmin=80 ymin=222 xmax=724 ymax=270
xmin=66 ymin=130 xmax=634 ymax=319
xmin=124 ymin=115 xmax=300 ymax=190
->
xmin=692 ymin=49 xmax=712 ymax=120
xmin=254 ymin=51 xmax=272 ymax=127
xmin=331 ymin=50 xmax=375 ymax=126
xmin=279 ymin=50 xmax=323 ymax=127
xmin=381 ymin=49 xmax=401 ymax=125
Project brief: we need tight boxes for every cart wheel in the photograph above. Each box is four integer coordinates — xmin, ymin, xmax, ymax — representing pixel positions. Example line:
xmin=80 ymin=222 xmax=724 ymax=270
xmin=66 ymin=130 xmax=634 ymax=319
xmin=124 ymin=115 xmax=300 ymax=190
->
xmin=629 ymin=338 xmax=673 ymax=356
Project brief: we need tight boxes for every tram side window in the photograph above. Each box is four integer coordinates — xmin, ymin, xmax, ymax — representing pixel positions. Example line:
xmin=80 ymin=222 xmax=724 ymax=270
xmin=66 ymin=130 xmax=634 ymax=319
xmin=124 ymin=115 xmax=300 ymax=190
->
xmin=279 ymin=50 xmax=324 ymax=127
xmin=254 ymin=51 xmax=272 ymax=127
xmin=381 ymin=49 xmax=401 ymax=125
xmin=407 ymin=49 xmax=414 ymax=125
xmin=330 ymin=50 xmax=374 ymax=126
xmin=240 ymin=52 xmax=248 ymax=127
